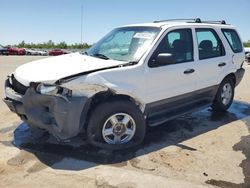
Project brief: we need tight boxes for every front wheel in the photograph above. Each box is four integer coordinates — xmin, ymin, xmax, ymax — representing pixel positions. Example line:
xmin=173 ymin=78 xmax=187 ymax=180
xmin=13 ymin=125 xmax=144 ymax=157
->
xmin=212 ymin=78 xmax=235 ymax=112
xmin=87 ymin=100 xmax=146 ymax=150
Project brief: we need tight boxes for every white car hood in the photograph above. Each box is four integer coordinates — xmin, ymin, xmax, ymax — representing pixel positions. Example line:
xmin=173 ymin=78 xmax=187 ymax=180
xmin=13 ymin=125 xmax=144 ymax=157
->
xmin=14 ymin=53 xmax=125 ymax=86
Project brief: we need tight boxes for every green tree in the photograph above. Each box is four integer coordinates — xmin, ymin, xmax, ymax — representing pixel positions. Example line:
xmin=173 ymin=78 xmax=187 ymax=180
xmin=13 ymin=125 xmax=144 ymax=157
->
xmin=243 ymin=41 xmax=250 ymax=47
xmin=46 ymin=40 xmax=55 ymax=49
xmin=18 ymin=40 xmax=26 ymax=48
xmin=57 ymin=41 xmax=68 ymax=49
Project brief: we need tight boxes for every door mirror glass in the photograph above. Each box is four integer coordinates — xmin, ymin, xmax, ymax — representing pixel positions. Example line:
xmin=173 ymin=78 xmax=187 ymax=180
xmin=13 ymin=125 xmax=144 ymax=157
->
xmin=155 ymin=53 xmax=175 ymax=66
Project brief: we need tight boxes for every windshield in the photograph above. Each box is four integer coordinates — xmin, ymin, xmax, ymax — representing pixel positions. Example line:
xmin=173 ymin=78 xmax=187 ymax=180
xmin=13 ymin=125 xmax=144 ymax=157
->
xmin=86 ymin=27 xmax=160 ymax=62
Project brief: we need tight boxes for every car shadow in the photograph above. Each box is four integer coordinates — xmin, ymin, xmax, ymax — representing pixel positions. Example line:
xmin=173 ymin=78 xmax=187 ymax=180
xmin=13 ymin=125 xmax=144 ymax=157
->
xmin=9 ymin=100 xmax=250 ymax=171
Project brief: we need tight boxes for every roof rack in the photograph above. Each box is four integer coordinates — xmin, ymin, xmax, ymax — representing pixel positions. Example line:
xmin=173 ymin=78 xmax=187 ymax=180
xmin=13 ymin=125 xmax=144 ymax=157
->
xmin=153 ymin=18 xmax=227 ymax=25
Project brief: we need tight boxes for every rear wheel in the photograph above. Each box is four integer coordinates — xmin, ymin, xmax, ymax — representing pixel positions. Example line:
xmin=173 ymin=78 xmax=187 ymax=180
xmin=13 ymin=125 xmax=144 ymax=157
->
xmin=87 ymin=100 xmax=146 ymax=150
xmin=212 ymin=78 xmax=235 ymax=112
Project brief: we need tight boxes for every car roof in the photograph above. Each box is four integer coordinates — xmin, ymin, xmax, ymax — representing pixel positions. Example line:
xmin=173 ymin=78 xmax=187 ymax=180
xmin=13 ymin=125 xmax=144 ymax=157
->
xmin=123 ymin=22 xmax=234 ymax=28
xmin=121 ymin=19 xmax=235 ymax=29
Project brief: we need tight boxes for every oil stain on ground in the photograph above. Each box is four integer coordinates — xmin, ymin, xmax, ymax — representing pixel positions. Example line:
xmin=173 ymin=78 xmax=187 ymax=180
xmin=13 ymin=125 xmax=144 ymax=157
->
xmin=206 ymin=119 xmax=250 ymax=188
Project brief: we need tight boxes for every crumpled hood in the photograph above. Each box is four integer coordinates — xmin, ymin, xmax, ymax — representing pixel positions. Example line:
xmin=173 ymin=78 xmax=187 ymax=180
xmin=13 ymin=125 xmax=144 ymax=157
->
xmin=14 ymin=53 xmax=125 ymax=86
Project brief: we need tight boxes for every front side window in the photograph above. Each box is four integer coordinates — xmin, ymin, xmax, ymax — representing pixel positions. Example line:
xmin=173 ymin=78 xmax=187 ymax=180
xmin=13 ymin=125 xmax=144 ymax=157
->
xmin=196 ymin=28 xmax=225 ymax=60
xmin=86 ymin=27 xmax=160 ymax=62
xmin=222 ymin=29 xmax=243 ymax=53
xmin=150 ymin=28 xmax=194 ymax=65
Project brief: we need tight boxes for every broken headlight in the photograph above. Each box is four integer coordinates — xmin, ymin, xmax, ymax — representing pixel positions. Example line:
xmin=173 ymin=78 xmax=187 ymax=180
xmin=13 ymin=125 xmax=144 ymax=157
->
xmin=36 ymin=83 xmax=72 ymax=97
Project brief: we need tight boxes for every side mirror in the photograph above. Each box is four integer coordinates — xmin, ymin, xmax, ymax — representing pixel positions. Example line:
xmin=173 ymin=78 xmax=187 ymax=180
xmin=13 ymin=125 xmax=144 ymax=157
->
xmin=156 ymin=53 xmax=175 ymax=65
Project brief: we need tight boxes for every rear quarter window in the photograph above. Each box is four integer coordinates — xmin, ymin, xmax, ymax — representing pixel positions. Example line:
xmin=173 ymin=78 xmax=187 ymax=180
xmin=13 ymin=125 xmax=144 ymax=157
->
xmin=222 ymin=29 xmax=243 ymax=53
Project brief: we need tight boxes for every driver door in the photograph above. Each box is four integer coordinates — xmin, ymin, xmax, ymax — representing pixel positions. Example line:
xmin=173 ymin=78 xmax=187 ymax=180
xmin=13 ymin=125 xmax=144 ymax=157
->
xmin=145 ymin=28 xmax=197 ymax=115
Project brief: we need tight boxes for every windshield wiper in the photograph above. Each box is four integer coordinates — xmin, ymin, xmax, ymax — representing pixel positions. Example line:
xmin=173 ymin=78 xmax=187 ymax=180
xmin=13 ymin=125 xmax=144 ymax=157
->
xmin=92 ymin=53 xmax=110 ymax=60
xmin=123 ymin=61 xmax=138 ymax=66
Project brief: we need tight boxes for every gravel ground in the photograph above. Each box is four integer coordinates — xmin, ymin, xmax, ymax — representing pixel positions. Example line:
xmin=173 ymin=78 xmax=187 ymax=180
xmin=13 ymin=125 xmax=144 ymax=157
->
xmin=0 ymin=56 xmax=249 ymax=188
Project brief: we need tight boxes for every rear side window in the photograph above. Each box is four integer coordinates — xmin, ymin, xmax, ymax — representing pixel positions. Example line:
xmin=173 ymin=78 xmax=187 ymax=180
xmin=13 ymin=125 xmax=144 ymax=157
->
xmin=222 ymin=29 xmax=243 ymax=53
xmin=196 ymin=28 xmax=225 ymax=60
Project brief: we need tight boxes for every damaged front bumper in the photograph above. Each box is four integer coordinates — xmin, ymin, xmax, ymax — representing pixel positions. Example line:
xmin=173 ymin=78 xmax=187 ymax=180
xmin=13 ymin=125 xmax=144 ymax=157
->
xmin=4 ymin=78 xmax=89 ymax=140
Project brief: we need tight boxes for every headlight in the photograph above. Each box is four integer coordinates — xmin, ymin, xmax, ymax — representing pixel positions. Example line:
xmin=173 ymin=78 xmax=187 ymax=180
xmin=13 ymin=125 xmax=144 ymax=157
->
xmin=36 ymin=83 xmax=72 ymax=96
xmin=37 ymin=84 xmax=57 ymax=95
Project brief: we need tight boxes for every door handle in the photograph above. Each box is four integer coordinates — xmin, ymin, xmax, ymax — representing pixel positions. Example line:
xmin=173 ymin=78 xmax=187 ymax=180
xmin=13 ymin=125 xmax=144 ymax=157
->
xmin=184 ymin=69 xmax=195 ymax=74
xmin=218 ymin=62 xmax=226 ymax=67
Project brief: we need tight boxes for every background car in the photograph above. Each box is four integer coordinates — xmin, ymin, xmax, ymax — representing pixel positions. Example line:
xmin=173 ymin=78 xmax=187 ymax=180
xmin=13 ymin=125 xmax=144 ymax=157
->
xmin=246 ymin=52 xmax=250 ymax=63
xmin=0 ymin=44 xmax=9 ymax=55
xmin=245 ymin=47 xmax=250 ymax=63
xmin=7 ymin=46 xmax=26 ymax=55
xmin=36 ymin=50 xmax=48 ymax=56
xmin=48 ymin=49 xmax=67 ymax=56
xmin=25 ymin=48 xmax=40 ymax=55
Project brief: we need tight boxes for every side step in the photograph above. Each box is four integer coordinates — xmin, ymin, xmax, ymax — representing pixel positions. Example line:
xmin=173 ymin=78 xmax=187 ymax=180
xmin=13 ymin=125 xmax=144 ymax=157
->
xmin=147 ymin=102 xmax=211 ymax=127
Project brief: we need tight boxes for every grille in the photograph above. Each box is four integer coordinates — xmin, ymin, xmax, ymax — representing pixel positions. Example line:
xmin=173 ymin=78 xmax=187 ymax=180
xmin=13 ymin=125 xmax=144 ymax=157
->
xmin=11 ymin=75 xmax=28 ymax=95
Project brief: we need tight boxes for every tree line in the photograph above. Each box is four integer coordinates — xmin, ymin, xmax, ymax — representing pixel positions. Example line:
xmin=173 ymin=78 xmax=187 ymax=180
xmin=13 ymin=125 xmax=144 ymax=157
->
xmin=16 ymin=40 xmax=92 ymax=49
xmin=244 ymin=41 xmax=250 ymax=47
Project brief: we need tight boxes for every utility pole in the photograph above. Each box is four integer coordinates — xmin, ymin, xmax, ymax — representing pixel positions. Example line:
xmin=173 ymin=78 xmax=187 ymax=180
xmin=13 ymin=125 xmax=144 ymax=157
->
xmin=81 ymin=5 xmax=83 ymax=44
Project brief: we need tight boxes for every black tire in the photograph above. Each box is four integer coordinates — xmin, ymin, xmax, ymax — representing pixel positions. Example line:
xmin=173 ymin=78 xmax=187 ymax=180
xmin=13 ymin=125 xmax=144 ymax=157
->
xmin=212 ymin=77 xmax=235 ymax=112
xmin=87 ymin=100 xmax=146 ymax=150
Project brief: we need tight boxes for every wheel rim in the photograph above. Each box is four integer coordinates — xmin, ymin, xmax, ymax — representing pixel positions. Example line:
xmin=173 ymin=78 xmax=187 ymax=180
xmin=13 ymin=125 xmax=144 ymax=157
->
xmin=102 ymin=113 xmax=136 ymax=145
xmin=221 ymin=83 xmax=232 ymax=105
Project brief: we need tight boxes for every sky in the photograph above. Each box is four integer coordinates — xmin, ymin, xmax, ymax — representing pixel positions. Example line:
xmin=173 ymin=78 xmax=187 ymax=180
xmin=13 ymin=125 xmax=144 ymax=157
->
xmin=0 ymin=0 xmax=249 ymax=45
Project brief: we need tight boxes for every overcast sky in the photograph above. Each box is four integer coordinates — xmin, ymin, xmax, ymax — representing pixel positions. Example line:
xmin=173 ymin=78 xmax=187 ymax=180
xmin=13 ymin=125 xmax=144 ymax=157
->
xmin=0 ymin=0 xmax=249 ymax=45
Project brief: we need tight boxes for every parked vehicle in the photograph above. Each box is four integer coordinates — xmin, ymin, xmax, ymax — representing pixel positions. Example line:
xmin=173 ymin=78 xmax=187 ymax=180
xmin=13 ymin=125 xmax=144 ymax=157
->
xmin=4 ymin=18 xmax=245 ymax=150
xmin=25 ymin=48 xmax=40 ymax=56
xmin=245 ymin=47 xmax=250 ymax=53
xmin=7 ymin=46 xmax=26 ymax=55
xmin=245 ymin=47 xmax=250 ymax=63
xmin=0 ymin=45 xmax=9 ymax=55
xmin=25 ymin=48 xmax=54 ymax=56
xmin=246 ymin=52 xmax=250 ymax=63
xmin=49 ymin=49 xmax=67 ymax=56
xmin=36 ymin=50 xmax=48 ymax=56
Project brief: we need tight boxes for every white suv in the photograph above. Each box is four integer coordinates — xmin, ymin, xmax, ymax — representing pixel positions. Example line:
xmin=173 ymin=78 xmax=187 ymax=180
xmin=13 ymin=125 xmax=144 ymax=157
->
xmin=4 ymin=18 xmax=245 ymax=149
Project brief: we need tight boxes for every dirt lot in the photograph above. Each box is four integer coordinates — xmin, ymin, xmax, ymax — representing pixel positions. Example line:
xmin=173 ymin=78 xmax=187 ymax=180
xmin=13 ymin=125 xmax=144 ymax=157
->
xmin=0 ymin=56 xmax=250 ymax=188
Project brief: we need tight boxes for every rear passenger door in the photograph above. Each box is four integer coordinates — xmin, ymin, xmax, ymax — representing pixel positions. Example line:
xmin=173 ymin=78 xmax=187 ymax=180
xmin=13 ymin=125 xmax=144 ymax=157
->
xmin=194 ymin=28 xmax=231 ymax=91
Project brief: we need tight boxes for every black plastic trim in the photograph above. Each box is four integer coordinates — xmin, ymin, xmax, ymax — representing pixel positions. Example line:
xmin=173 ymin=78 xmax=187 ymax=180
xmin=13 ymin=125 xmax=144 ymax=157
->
xmin=144 ymin=85 xmax=219 ymax=126
xmin=234 ymin=68 xmax=245 ymax=86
